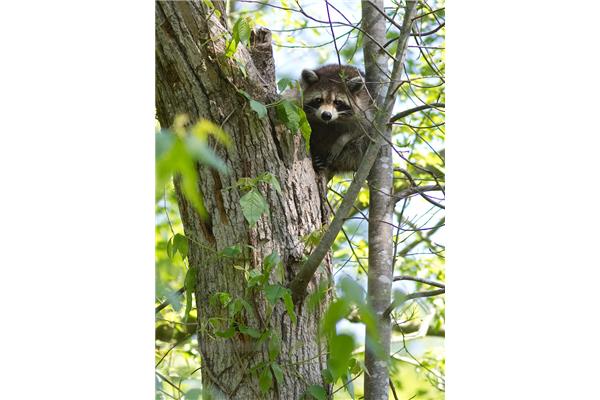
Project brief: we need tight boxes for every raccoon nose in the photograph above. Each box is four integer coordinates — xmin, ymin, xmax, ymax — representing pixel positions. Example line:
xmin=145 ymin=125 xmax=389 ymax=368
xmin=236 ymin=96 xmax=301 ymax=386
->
xmin=321 ymin=111 xmax=332 ymax=121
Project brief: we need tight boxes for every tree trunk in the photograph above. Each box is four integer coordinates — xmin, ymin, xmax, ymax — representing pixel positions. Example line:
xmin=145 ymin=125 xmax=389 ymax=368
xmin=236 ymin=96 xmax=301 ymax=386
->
xmin=361 ymin=1 xmax=393 ymax=398
xmin=155 ymin=2 xmax=331 ymax=398
xmin=362 ymin=1 xmax=418 ymax=399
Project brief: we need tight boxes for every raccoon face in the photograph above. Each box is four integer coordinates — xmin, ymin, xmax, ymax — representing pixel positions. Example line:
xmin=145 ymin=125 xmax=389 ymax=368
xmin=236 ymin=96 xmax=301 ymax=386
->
xmin=301 ymin=68 xmax=366 ymax=124
xmin=303 ymin=92 xmax=354 ymax=123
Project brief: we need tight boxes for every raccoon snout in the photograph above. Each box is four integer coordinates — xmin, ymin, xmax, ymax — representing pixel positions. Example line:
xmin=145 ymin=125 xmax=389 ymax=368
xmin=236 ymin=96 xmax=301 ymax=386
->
xmin=321 ymin=111 xmax=332 ymax=121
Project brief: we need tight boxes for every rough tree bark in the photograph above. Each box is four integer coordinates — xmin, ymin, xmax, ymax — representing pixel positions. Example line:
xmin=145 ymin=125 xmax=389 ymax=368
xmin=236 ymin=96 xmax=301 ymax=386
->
xmin=156 ymin=2 xmax=331 ymax=398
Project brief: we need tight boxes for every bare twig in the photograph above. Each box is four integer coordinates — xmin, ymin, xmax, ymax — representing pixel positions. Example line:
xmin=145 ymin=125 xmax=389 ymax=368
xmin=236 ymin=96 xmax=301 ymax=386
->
xmin=394 ymin=169 xmax=445 ymax=209
xmin=393 ymin=275 xmax=445 ymax=289
xmin=325 ymin=0 xmax=342 ymax=67
xmin=383 ymin=288 xmax=445 ymax=318
xmin=393 ymin=184 xmax=444 ymax=205
xmin=389 ymin=103 xmax=444 ymax=123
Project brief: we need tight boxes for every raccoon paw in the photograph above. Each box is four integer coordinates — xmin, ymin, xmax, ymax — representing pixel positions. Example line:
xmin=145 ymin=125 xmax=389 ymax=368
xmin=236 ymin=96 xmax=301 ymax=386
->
xmin=312 ymin=155 xmax=329 ymax=171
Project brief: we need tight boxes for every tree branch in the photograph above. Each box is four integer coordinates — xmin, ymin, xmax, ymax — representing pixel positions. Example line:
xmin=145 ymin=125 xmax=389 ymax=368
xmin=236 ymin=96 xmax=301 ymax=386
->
xmin=288 ymin=0 xmax=419 ymax=305
xmin=288 ymin=126 xmax=384 ymax=304
xmin=394 ymin=168 xmax=445 ymax=209
xmin=389 ymin=102 xmax=444 ymax=124
xmin=393 ymin=184 xmax=444 ymax=204
xmin=393 ymin=275 xmax=445 ymax=289
xmin=383 ymin=288 xmax=445 ymax=318
xmin=383 ymin=1 xmax=418 ymax=112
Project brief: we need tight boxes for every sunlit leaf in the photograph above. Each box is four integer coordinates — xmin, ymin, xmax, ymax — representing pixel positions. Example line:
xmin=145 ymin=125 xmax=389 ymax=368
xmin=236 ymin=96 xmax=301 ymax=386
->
xmin=173 ymin=233 xmax=188 ymax=259
xmin=190 ymin=119 xmax=232 ymax=147
xmin=277 ymin=78 xmax=293 ymax=92
xmin=240 ymin=188 xmax=268 ymax=227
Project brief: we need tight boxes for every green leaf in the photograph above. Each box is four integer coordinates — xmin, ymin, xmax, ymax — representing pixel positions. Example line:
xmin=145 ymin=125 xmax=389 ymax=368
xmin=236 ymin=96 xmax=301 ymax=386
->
xmin=275 ymin=100 xmax=311 ymax=151
xmin=348 ymin=357 xmax=361 ymax=375
xmin=321 ymin=368 xmax=334 ymax=384
xmin=155 ymin=131 xmax=175 ymax=161
xmin=247 ymin=268 xmax=265 ymax=288
xmin=225 ymin=18 xmax=251 ymax=58
xmin=215 ymin=292 xmax=231 ymax=306
xmin=297 ymin=107 xmax=312 ymax=152
xmin=268 ymin=333 xmax=281 ymax=361
xmin=281 ymin=290 xmax=297 ymax=325
xmin=275 ymin=100 xmax=300 ymax=132
xmin=277 ymin=78 xmax=293 ymax=92
xmin=344 ymin=369 xmax=355 ymax=399
xmin=225 ymin=37 xmax=238 ymax=58
xmin=306 ymin=385 xmax=327 ymax=400
xmin=234 ymin=17 xmax=251 ymax=46
xmin=221 ymin=245 xmax=241 ymax=258
xmin=239 ymin=325 xmax=261 ymax=338
xmin=166 ymin=236 xmax=174 ymax=259
xmin=184 ymin=135 xmax=228 ymax=174
xmin=264 ymin=284 xmax=286 ymax=305
xmin=215 ymin=325 xmax=235 ymax=339
xmin=258 ymin=367 xmax=273 ymax=393
xmin=262 ymin=250 xmax=284 ymax=283
xmin=156 ymin=131 xmax=214 ymax=219
xmin=240 ymin=188 xmax=268 ymax=227
xmin=258 ymin=172 xmax=282 ymax=194
xmin=328 ymin=334 xmax=355 ymax=383
xmin=237 ymin=89 xmax=267 ymax=119
xmin=228 ymin=298 xmax=243 ymax=317
xmin=271 ymin=362 xmax=284 ymax=386
xmin=173 ymin=233 xmax=188 ymax=259
xmin=249 ymin=99 xmax=268 ymax=118
xmin=263 ymin=251 xmax=281 ymax=272
xmin=190 ymin=119 xmax=232 ymax=147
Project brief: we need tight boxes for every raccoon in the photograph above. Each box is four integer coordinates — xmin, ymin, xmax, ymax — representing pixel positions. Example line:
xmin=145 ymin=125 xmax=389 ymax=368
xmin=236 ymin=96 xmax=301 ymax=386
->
xmin=299 ymin=64 xmax=374 ymax=178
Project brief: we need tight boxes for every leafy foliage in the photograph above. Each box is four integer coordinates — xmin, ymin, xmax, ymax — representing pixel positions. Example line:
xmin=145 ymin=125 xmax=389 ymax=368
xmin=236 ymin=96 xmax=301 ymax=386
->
xmin=275 ymin=99 xmax=312 ymax=151
xmin=226 ymin=17 xmax=252 ymax=58
xmin=156 ymin=116 xmax=231 ymax=218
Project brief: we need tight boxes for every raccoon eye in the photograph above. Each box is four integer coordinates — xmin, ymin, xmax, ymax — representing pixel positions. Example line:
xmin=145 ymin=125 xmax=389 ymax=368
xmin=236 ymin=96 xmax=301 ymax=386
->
xmin=314 ymin=97 xmax=323 ymax=104
xmin=333 ymin=99 xmax=345 ymax=106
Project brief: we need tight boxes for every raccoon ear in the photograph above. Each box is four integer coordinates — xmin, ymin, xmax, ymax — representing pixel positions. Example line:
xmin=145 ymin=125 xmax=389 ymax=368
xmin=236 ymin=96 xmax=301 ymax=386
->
xmin=301 ymin=69 xmax=319 ymax=84
xmin=346 ymin=76 xmax=365 ymax=92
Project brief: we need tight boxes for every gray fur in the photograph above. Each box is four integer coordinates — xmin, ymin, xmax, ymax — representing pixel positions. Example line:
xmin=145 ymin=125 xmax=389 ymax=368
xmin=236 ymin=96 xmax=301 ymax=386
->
xmin=346 ymin=75 xmax=365 ymax=93
xmin=301 ymin=69 xmax=319 ymax=85
xmin=300 ymin=64 xmax=374 ymax=179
